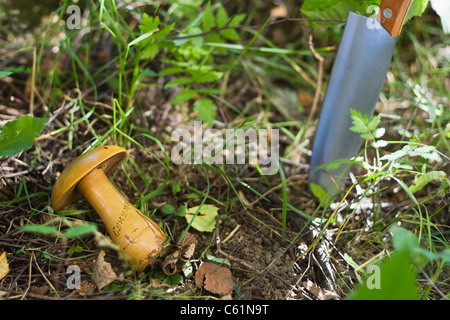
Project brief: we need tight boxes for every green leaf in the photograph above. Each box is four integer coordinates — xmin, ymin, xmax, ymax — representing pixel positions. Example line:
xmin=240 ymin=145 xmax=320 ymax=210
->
xmin=409 ymin=171 xmax=446 ymax=193
xmin=346 ymin=251 xmax=418 ymax=300
xmin=390 ymin=225 xmax=419 ymax=253
xmin=406 ymin=0 xmax=430 ymax=23
xmin=206 ymin=253 xmax=231 ymax=266
xmin=349 ymin=109 xmax=370 ymax=134
xmin=309 ymin=182 xmax=330 ymax=206
xmin=139 ymin=14 xmax=160 ymax=34
xmin=301 ymin=0 xmax=374 ymax=25
xmin=0 ymin=116 xmax=47 ymax=157
xmin=301 ymin=0 xmax=430 ymax=26
xmin=194 ymin=98 xmax=217 ymax=127
xmin=0 ymin=71 xmax=13 ymax=78
xmin=202 ymin=2 xmax=215 ymax=32
xmin=141 ymin=43 xmax=159 ymax=60
xmin=389 ymin=226 xmax=437 ymax=267
xmin=21 ymin=224 xmax=59 ymax=236
xmin=64 ymin=224 xmax=97 ymax=238
xmin=216 ymin=5 xmax=229 ymax=28
xmin=185 ymin=204 xmax=219 ymax=232
xmin=161 ymin=204 xmax=176 ymax=215
xmin=437 ymin=249 xmax=450 ymax=263
xmin=171 ymin=89 xmax=198 ymax=104
xmin=367 ymin=114 xmax=381 ymax=132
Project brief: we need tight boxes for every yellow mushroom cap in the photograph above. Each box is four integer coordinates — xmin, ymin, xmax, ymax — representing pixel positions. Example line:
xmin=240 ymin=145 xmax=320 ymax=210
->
xmin=51 ymin=145 xmax=127 ymax=211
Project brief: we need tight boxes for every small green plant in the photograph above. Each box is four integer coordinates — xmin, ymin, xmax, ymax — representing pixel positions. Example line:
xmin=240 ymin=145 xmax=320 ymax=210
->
xmin=20 ymin=220 xmax=98 ymax=240
xmin=347 ymin=225 xmax=449 ymax=300
xmin=0 ymin=115 xmax=48 ymax=157
xmin=346 ymin=109 xmax=448 ymax=195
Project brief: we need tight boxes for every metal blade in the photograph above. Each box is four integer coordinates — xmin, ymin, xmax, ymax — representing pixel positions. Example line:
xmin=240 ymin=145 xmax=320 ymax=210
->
xmin=309 ymin=12 xmax=397 ymax=195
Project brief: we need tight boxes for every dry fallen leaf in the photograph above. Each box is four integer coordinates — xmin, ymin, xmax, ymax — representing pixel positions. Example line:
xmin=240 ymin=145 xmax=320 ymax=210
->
xmin=195 ymin=262 xmax=233 ymax=296
xmin=160 ymin=232 xmax=198 ymax=275
xmin=92 ymin=250 xmax=117 ymax=291
xmin=75 ymin=280 xmax=96 ymax=296
xmin=270 ymin=5 xmax=288 ymax=18
xmin=303 ymin=280 xmax=339 ymax=300
xmin=0 ymin=252 xmax=10 ymax=281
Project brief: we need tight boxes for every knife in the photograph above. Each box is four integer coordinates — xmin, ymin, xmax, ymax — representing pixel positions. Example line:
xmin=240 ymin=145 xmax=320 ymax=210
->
xmin=308 ymin=0 xmax=414 ymax=196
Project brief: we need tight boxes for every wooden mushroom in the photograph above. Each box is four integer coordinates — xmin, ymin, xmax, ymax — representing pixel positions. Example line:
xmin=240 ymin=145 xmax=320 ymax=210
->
xmin=51 ymin=145 xmax=167 ymax=271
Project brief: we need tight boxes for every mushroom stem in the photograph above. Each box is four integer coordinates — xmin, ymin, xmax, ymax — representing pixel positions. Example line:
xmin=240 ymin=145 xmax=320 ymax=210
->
xmin=77 ymin=168 xmax=167 ymax=271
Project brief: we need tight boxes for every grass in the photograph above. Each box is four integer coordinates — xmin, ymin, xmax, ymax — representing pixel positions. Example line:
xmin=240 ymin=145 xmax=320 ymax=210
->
xmin=0 ymin=0 xmax=448 ymax=300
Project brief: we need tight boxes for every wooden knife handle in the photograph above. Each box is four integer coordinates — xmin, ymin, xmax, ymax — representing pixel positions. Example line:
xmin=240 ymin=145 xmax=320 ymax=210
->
xmin=377 ymin=0 xmax=414 ymax=37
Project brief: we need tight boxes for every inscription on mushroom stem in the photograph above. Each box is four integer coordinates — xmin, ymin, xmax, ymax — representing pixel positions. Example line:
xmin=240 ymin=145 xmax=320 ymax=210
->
xmin=112 ymin=202 xmax=130 ymax=237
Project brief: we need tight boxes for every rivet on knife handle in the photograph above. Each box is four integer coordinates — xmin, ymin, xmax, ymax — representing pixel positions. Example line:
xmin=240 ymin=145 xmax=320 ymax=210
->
xmin=377 ymin=0 xmax=414 ymax=37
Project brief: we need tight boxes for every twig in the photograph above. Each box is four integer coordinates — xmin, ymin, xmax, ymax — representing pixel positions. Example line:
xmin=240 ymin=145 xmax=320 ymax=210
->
xmin=222 ymin=224 xmax=241 ymax=243
xmin=305 ymin=34 xmax=324 ymax=133
xmin=31 ymin=252 xmax=60 ymax=299
xmin=217 ymin=248 xmax=257 ymax=272
xmin=169 ymin=18 xmax=345 ymax=40
xmin=29 ymin=47 xmax=36 ymax=116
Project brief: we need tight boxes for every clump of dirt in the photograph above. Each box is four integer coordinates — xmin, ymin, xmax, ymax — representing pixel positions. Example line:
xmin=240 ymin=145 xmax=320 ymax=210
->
xmin=220 ymin=225 xmax=297 ymax=300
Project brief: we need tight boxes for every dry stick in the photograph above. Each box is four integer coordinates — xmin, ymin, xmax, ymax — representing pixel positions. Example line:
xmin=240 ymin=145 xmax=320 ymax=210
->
xmin=21 ymin=253 xmax=34 ymax=300
xmin=32 ymin=252 xmax=60 ymax=299
xmin=29 ymin=47 xmax=37 ymax=116
xmin=169 ymin=18 xmax=346 ymax=40
xmin=305 ymin=34 xmax=324 ymax=134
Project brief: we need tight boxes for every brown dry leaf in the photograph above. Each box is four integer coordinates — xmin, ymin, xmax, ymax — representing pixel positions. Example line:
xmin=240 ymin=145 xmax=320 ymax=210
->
xmin=270 ymin=5 xmax=288 ymax=18
xmin=92 ymin=250 xmax=117 ymax=291
xmin=180 ymin=232 xmax=197 ymax=260
xmin=29 ymin=285 xmax=49 ymax=295
xmin=195 ymin=262 xmax=233 ymax=296
xmin=160 ymin=232 xmax=198 ymax=275
xmin=75 ymin=280 xmax=96 ymax=296
xmin=303 ymin=280 xmax=339 ymax=300
xmin=151 ymin=278 xmax=171 ymax=288
xmin=0 ymin=252 xmax=10 ymax=281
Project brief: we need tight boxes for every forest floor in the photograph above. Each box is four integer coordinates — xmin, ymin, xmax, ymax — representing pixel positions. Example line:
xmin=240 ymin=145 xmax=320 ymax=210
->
xmin=0 ymin=1 xmax=448 ymax=300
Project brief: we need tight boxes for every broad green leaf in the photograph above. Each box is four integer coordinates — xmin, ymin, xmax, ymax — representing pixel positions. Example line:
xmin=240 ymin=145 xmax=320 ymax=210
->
xmin=206 ymin=253 xmax=231 ymax=266
xmin=194 ymin=98 xmax=217 ymax=127
xmin=349 ymin=109 xmax=369 ymax=134
xmin=346 ymin=251 xmax=418 ymax=300
xmin=171 ymin=89 xmax=198 ymax=104
xmin=202 ymin=3 xmax=215 ymax=32
xmin=301 ymin=0 xmax=430 ymax=26
xmin=409 ymin=171 xmax=446 ymax=193
xmin=161 ymin=204 xmax=176 ymax=214
xmin=301 ymin=0 xmax=375 ymax=25
xmin=437 ymin=249 xmax=450 ymax=263
xmin=0 ymin=116 xmax=47 ymax=156
xmin=141 ymin=43 xmax=159 ymax=60
xmin=139 ymin=14 xmax=160 ymax=34
xmin=390 ymin=226 xmax=437 ymax=267
xmin=390 ymin=225 xmax=419 ymax=253
xmin=406 ymin=0 xmax=430 ymax=22
xmin=216 ymin=5 xmax=229 ymax=28
xmin=309 ymin=182 xmax=330 ymax=206
xmin=64 ymin=224 xmax=97 ymax=238
xmin=21 ymin=224 xmax=59 ymax=236
xmin=185 ymin=204 xmax=219 ymax=232
xmin=0 ymin=71 xmax=13 ymax=78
